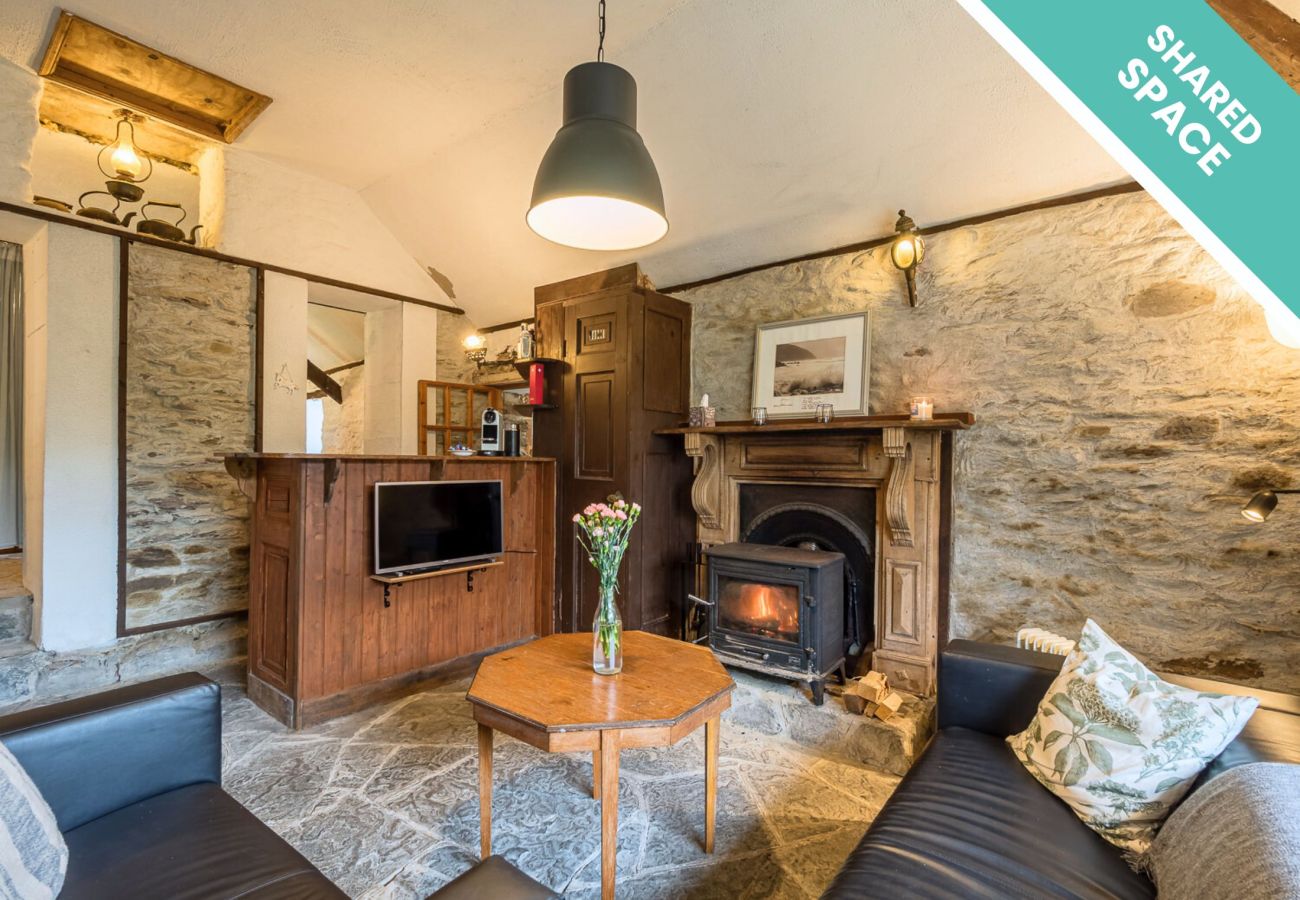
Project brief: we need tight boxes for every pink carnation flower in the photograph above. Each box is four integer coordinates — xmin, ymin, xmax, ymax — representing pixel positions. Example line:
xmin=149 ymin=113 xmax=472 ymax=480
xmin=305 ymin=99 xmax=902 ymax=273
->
xmin=592 ymin=527 xmax=604 ymax=537
xmin=572 ymin=514 xmax=581 ymax=523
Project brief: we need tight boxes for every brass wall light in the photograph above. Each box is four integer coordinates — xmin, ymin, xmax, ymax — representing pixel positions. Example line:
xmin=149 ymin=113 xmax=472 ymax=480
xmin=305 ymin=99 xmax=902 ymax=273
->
xmin=462 ymin=334 xmax=488 ymax=368
xmin=890 ymin=209 xmax=925 ymax=307
xmin=1241 ymin=488 xmax=1300 ymax=522
xmin=99 ymin=110 xmax=152 ymax=184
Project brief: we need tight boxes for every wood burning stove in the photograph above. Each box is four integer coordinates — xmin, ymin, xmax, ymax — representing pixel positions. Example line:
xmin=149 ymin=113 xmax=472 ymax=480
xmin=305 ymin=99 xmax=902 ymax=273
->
xmin=701 ymin=542 xmax=845 ymax=704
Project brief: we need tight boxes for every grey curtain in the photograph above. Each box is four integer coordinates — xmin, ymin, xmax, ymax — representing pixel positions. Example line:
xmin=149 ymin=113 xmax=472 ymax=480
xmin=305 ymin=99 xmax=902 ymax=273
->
xmin=0 ymin=241 xmax=22 ymax=549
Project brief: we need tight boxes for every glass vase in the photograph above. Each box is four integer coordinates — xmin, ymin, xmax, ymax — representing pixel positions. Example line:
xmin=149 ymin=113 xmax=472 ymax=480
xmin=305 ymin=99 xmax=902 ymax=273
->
xmin=592 ymin=586 xmax=623 ymax=675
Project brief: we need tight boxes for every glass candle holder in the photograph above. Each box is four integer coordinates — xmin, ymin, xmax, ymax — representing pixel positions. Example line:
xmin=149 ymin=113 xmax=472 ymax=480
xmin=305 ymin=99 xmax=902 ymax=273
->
xmin=751 ymin=407 xmax=768 ymax=425
xmin=910 ymin=396 xmax=934 ymax=421
xmin=815 ymin=404 xmax=835 ymax=423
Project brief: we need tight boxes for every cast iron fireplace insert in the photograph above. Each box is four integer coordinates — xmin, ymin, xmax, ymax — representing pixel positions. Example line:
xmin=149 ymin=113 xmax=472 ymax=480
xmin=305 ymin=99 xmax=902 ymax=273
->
xmin=701 ymin=542 xmax=845 ymax=704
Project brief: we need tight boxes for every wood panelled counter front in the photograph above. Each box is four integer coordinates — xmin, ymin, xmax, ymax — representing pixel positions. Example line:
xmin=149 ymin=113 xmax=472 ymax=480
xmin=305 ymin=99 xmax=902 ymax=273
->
xmin=222 ymin=453 xmax=556 ymax=728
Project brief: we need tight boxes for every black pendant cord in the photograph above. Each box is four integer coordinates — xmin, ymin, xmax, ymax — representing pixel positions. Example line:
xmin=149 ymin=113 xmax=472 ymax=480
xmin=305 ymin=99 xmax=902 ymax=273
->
xmin=597 ymin=0 xmax=606 ymax=61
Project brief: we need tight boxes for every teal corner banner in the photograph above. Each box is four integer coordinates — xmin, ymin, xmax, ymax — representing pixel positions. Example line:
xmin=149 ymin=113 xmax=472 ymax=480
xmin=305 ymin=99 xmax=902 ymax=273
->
xmin=957 ymin=1 xmax=1300 ymax=345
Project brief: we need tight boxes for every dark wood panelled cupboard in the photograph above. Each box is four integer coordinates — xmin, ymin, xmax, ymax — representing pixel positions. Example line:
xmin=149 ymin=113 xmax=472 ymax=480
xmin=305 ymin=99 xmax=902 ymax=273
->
xmin=532 ymin=264 xmax=695 ymax=636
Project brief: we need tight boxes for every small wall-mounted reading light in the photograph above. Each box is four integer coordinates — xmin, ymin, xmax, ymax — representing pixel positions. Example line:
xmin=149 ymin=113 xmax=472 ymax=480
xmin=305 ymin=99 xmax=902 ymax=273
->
xmin=889 ymin=210 xmax=925 ymax=308
xmin=1241 ymin=488 xmax=1300 ymax=522
xmin=462 ymin=333 xmax=488 ymax=367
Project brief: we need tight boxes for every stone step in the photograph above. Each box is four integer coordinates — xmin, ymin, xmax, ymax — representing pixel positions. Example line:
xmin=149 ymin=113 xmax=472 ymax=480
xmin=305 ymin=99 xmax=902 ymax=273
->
xmin=0 ymin=593 xmax=33 ymax=647
xmin=721 ymin=668 xmax=935 ymax=777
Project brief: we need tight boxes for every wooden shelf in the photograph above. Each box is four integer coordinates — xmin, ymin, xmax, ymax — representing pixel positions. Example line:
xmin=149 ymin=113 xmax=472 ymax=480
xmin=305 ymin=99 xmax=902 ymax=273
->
xmin=513 ymin=357 xmax=563 ymax=378
xmin=654 ymin=412 xmax=974 ymax=436
xmin=370 ymin=559 xmax=503 ymax=585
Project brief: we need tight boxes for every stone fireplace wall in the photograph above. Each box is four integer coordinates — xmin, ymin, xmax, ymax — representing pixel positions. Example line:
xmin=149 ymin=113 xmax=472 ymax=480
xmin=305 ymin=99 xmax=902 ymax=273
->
xmin=677 ymin=190 xmax=1300 ymax=694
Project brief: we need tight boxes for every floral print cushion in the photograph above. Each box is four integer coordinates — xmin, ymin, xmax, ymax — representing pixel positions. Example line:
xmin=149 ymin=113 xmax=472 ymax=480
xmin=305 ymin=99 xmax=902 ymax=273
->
xmin=1007 ymin=619 xmax=1258 ymax=856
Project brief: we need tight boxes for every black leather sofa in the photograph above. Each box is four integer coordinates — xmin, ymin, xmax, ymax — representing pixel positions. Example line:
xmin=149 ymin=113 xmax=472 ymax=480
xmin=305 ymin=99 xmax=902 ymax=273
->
xmin=0 ymin=673 xmax=346 ymax=899
xmin=824 ymin=640 xmax=1300 ymax=899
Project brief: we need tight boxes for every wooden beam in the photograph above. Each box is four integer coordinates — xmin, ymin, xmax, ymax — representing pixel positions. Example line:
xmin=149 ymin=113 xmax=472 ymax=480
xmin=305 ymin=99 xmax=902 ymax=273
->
xmin=1208 ymin=0 xmax=1300 ymax=90
xmin=0 ymin=200 xmax=464 ymax=315
xmin=657 ymin=182 xmax=1144 ymax=294
xmin=307 ymin=360 xmax=343 ymax=404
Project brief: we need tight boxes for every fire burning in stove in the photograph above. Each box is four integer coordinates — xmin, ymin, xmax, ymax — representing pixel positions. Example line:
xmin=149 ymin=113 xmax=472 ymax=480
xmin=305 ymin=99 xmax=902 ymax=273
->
xmin=719 ymin=580 xmax=799 ymax=641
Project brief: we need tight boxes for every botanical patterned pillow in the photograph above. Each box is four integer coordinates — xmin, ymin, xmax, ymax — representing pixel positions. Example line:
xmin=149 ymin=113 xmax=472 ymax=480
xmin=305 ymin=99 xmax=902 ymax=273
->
xmin=1007 ymin=619 xmax=1258 ymax=857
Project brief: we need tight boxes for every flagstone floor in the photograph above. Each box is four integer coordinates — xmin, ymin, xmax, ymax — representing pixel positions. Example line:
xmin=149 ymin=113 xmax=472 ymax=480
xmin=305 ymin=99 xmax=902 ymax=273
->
xmin=220 ymin=673 xmax=902 ymax=899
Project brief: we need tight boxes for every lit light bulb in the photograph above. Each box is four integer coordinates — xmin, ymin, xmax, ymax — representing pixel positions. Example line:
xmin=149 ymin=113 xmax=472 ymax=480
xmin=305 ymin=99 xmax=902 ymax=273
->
xmin=462 ymin=334 xmax=485 ymax=350
xmin=108 ymin=135 xmax=143 ymax=179
xmin=891 ymin=237 xmax=916 ymax=269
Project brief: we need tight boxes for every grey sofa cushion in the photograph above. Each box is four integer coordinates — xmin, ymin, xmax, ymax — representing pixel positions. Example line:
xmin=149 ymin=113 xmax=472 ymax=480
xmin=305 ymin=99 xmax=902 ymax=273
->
xmin=0 ymin=739 xmax=67 ymax=900
xmin=1147 ymin=762 xmax=1300 ymax=900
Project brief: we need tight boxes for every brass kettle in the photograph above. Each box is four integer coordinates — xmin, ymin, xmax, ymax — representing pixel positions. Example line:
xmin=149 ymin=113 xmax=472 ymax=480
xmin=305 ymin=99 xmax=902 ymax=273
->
xmin=134 ymin=201 xmax=203 ymax=245
xmin=76 ymin=179 xmax=143 ymax=226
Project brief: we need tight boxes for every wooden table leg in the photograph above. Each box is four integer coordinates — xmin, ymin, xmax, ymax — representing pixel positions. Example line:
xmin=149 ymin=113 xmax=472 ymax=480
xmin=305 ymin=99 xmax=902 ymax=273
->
xmin=705 ymin=715 xmax=719 ymax=854
xmin=592 ymin=749 xmax=601 ymax=800
xmin=478 ymin=723 xmax=493 ymax=858
xmin=600 ymin=730 xmax=620 ymax=900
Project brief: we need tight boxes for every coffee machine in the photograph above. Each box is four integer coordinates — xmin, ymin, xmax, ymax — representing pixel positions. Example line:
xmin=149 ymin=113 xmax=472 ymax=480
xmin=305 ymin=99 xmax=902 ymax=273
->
xmin=479 ymin=407 xmax=503 ymax=456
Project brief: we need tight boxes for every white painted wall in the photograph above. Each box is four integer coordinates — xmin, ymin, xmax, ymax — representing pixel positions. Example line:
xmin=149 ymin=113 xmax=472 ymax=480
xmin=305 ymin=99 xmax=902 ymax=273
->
xmin=400 ymin=304 xmax=438 ymax=455
xmin=213 ymin=147 xmax=439 ymax=304
xmin=260 ymin=271 xmax=308 ymax=452
xmin=0 ymin=56 xmax=38 ymax=204
xmin=363 ymin=304 xmax=403 ymax=454
xmin=33 ymin=224 xmax=118 ymax=651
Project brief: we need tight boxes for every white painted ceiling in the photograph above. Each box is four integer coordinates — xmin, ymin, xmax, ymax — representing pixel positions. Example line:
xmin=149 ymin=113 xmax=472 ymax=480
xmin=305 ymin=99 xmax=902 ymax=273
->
xmin=0 ymin=1 xmax=1132 ymax=324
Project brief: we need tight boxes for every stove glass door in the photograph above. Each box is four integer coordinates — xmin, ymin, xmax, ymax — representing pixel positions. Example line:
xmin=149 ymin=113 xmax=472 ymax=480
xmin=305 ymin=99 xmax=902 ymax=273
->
xmin=715 ymin=576 xmax=800 ymax=643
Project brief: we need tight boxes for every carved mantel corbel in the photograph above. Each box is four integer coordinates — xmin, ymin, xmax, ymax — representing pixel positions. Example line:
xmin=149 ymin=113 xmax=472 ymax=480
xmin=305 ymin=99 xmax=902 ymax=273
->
xmin=883 ymin=426 xmax=914 ymax=547
xmin=684 ymin=432 xmax=723 ymax=530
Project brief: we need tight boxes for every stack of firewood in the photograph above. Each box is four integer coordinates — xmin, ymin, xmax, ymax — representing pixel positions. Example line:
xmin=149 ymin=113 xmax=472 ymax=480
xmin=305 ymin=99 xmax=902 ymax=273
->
xmin=842 ymin=670 xmax=904 ymax=721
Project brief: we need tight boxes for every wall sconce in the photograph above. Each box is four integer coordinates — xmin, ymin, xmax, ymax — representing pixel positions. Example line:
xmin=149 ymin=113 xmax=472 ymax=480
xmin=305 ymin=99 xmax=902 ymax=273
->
xmin=99 ymin=110 xmax=152 ymax=185
xmin=1241 ymin=488 xmax=1300 ymax=522
xmin=890 ymin=209 xmax=925 ymax=308
xmin=462 ymin=333 xmax=488 ymax=367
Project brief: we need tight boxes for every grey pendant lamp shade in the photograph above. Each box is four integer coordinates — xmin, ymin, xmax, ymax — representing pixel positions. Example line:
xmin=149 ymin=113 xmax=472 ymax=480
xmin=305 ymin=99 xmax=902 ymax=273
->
xmin=527 ymin=61 xmax=668 ymax=250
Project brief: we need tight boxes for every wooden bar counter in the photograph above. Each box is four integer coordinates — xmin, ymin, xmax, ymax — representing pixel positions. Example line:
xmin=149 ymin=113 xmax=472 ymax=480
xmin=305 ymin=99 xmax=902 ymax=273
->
xmin=222 ymin=453 xmax=556 ymax=728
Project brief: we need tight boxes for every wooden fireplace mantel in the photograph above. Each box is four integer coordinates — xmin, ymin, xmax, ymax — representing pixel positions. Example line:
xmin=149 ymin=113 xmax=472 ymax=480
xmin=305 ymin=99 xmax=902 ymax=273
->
xmin=658 ymin=412 xmax=973 ymax=695
xmin=654 ymin=412 xmax=974 ymax=436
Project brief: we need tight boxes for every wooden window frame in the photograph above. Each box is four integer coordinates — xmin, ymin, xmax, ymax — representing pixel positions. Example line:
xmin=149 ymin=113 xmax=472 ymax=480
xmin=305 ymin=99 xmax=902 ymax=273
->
xmin=417 ymin=380 xmax=503 ymax=455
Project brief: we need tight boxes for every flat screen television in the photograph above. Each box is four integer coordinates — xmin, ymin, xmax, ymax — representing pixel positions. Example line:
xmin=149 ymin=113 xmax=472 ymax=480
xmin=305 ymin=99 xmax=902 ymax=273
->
xmin=373 ymin=480 xmax=504 ymax=576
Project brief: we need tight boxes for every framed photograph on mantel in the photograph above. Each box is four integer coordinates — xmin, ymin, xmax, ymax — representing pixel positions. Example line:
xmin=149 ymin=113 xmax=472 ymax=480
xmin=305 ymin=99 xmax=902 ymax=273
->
xmin=752 ymin=312 xmax=870 ymax=419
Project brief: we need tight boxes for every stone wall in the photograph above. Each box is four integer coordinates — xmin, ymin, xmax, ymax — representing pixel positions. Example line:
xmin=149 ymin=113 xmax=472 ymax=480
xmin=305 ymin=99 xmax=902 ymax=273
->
xmin=0 ymin=618 xmax=245 ymax=713
xmin=125 ymin=243 xmax=256 ymax=629
xmin=678 ymin=191 xmax=1300 ymax=694
xmin=322 ymin=364 xmax=365 ymax=453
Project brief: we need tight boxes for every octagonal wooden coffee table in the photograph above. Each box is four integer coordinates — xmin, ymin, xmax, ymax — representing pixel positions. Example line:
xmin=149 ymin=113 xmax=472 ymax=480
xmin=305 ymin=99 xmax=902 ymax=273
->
xmin=467 ymin=631 xmax=734 ymax=899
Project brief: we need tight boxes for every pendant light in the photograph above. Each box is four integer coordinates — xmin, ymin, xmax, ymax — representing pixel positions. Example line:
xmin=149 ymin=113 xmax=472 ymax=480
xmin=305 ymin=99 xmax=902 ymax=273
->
xmin=527 ymin=0 xmax=668 ymax=251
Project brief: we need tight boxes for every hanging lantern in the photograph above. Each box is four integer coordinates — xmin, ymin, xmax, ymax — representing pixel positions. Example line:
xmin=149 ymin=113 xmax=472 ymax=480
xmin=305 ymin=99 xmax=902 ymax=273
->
xmin=98 ymin=110 xmax=153 ymax=185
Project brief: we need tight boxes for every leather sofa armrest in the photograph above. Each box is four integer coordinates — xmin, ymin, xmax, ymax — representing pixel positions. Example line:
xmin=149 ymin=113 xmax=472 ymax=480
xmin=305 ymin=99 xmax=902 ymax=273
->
xmin=938 ymin=640 xmax=1064 ymax=737
xmin=0 ymin=673 xmax=222 ymax=832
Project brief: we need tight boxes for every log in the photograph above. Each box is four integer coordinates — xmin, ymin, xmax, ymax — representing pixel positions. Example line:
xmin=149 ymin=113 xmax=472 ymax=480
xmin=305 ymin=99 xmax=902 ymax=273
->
xmin=873 ymin=691 xmax=904 ymax=721
xmin=843 ymin=693 xmax=868 ymax=715
xmin=845 ymin=670 xmax=889 ymax=705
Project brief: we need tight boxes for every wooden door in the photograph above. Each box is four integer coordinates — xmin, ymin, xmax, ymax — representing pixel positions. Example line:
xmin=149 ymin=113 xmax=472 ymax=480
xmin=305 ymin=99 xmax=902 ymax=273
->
xmin=561 ymin=295 xmax=629 ymax=631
